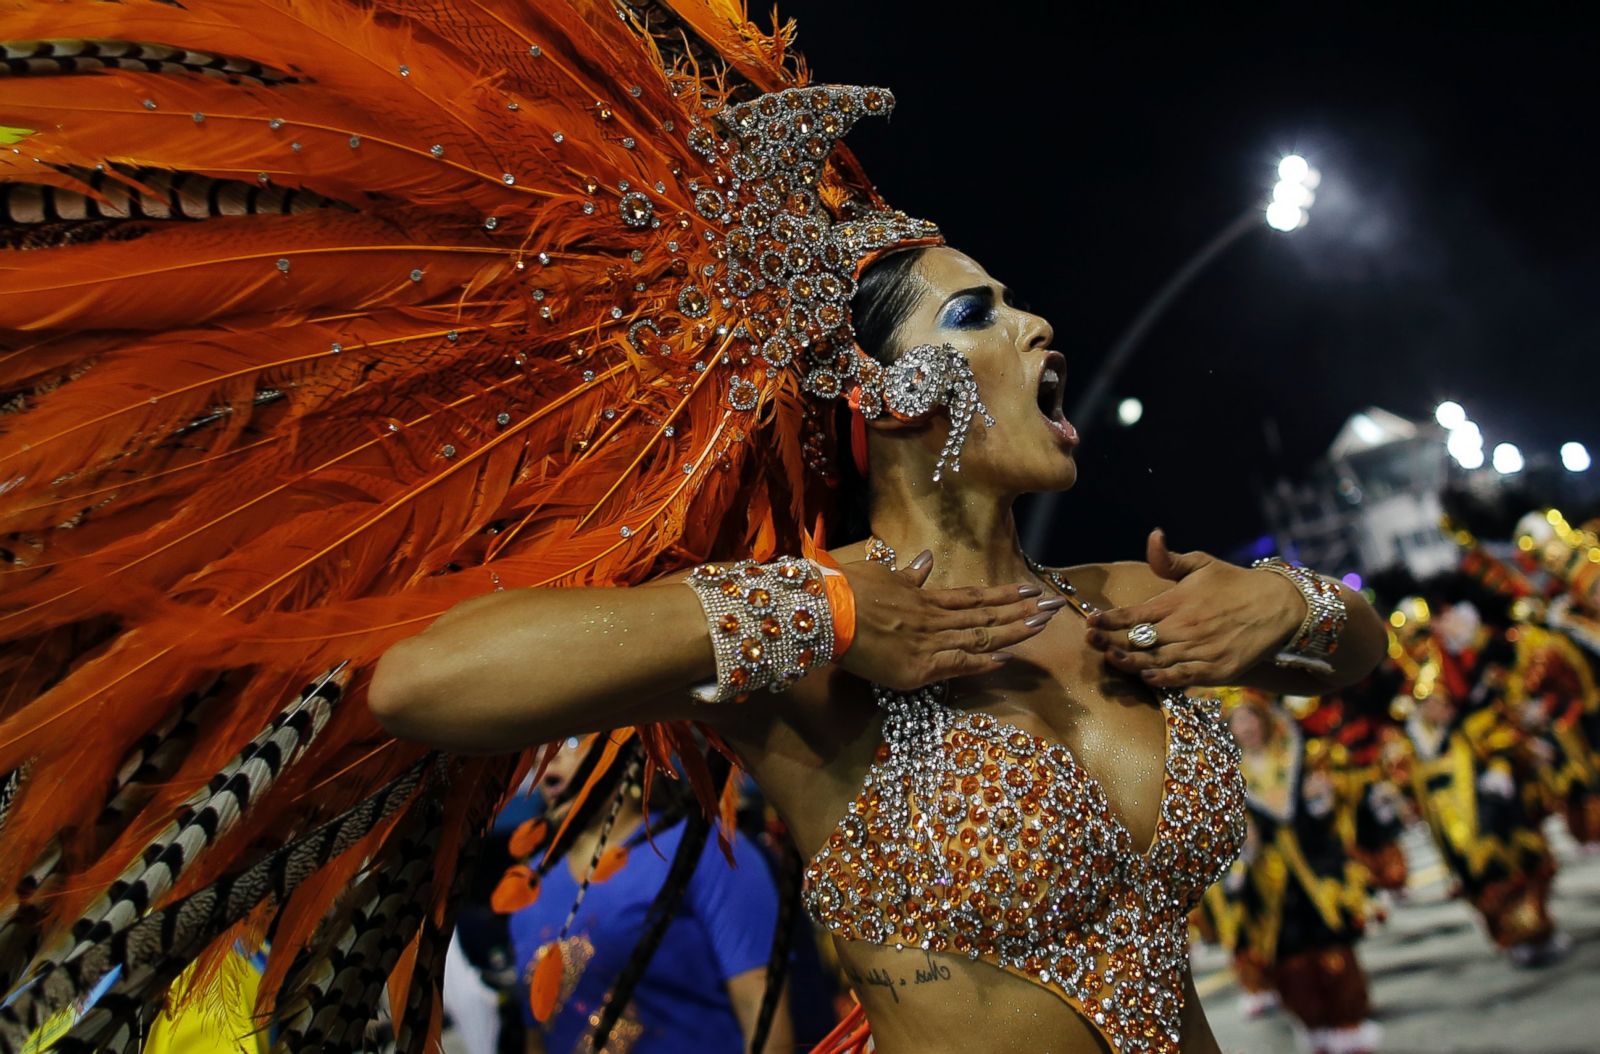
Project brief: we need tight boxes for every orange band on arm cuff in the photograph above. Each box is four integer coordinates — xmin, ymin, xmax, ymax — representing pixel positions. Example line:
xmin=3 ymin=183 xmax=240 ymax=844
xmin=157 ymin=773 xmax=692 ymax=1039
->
xmin=811 ymin=549 xmax=857 ymax=659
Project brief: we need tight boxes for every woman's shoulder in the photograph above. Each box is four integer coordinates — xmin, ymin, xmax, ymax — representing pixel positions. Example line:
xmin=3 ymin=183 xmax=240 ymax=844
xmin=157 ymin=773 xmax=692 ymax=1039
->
xmin=1048 ymin=559 xmax=1167 ymax=611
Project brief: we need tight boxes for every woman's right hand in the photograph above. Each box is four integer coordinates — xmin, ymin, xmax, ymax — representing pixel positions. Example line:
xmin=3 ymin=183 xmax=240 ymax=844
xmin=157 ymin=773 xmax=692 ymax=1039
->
xmin=836 ymin=550 xmax=1063 ymax=691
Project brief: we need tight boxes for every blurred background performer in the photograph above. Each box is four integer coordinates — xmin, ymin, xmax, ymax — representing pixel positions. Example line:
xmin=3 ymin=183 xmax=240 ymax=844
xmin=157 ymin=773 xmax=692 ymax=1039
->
xmin=498 ymin=737 xmax=795 ymax=1054
xmin=1389 ymin=598 xmax=1568 ymax=966
xmin=1224 ymin=691 xmax=1380 ymax=1054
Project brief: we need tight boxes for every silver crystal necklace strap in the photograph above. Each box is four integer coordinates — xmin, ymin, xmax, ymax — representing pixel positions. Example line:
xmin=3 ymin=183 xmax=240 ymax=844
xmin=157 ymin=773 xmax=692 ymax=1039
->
xmin=1022 ymin=554 xmax=1101 ymax=621
xmin=864 ymin=538 xmax=1097 ymax=619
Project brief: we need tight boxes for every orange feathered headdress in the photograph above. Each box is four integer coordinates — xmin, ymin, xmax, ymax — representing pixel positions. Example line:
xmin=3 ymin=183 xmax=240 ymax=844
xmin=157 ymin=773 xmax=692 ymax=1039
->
xmin=0 ymin=0 xmax=936 ymax=1044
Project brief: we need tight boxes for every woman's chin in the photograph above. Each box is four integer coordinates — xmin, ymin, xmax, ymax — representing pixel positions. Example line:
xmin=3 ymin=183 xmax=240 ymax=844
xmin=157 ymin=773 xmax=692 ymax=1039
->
xmin=1035 ymin=454 xmax=1078 ymax=493
xmin=1006 ymin=458 xmax=1077 ymax=496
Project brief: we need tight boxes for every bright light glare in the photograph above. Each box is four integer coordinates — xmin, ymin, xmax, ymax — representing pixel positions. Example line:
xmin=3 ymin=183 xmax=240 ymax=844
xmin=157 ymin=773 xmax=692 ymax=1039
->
xmin=1455 ymin=446 xmax=1485 ymax=470
xmin=1561 ymin=441 xmax=1592 ymax=472
xmin=1272 ymin=180 xmax=1315 ymax=208
xmin=1350 ymin=413 xmax=1385 ymax=445
xmin=1434 ymin=401 xmax=1467 ymax=430
xmin=1492 ymin=442 xmax=1524 ymax=475
xmin=1278 ymin=155 xmax=1310 ymax=183
xmin=1265 ymin=200 xmax=1305 ymax=232
xmin=1446 ymin=427 xmax=1483 ymax=462
xmin=1117 ymin=397 xmax=1144 ymax=426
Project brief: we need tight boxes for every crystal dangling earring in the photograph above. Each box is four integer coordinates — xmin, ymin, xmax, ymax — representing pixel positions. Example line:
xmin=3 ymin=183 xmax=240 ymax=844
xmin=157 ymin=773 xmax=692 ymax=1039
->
xmin=875 ymin=343 xmax=996 ymax=482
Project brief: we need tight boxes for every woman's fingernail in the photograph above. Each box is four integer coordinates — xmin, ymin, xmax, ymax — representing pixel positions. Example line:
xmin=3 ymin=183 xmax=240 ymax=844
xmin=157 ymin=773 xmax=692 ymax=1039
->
xmin=1018 ymin=584 xmax=1043 ymax=597
xmin=1086 ymin=630 xmax=1107 ymax=647
xmin=992 ymin=652 xmax=1015 ymax=663
xmin=1141 ymin=669 xmax=1158 ymax=682
xmin=1037 ymin=596 xmax=1067 ymax=611
xmin=1025 ymin=613 xmax=1055 ymax=628
xmin=909 ymin=549 xmax=933 ymax=571
xmin=1110 ymin=647 xmax=1129 ymax=661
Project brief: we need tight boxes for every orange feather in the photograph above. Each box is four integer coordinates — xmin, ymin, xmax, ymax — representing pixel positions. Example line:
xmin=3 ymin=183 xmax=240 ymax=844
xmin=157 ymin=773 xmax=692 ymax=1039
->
xmin=490 ymin=865 xmax=542 ymax=914
xmin=509 ymin=817 xmax=550 ymax=859
xmin=0 ymin=0 xmax=860 ymax=1039
xmin=590 ymin=844 xmax=629 ymax=884
xmin=528 ymin=941 xmax=565 ymax=1022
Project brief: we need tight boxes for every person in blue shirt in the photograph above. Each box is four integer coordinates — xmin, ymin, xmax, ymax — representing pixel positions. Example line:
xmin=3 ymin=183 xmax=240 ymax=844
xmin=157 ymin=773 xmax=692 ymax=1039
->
xmin=509 ymin=738 xmax=795 ymax=1054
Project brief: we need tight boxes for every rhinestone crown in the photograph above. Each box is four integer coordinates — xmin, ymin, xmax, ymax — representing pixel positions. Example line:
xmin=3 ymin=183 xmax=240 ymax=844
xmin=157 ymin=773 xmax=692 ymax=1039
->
xmin=693 ymin=85 xmax=942 ymax=404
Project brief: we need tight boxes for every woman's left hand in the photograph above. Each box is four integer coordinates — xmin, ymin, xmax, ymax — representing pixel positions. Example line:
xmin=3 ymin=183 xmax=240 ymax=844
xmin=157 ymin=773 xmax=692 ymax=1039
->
xmin=1084 ymin=529 xmax=1305 ymax=689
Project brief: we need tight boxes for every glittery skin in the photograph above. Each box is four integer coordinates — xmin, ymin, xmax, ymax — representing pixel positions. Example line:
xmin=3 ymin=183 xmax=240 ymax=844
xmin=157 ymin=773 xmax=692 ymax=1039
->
xmin=802 ymin=554 xmax=1248 ymax=1054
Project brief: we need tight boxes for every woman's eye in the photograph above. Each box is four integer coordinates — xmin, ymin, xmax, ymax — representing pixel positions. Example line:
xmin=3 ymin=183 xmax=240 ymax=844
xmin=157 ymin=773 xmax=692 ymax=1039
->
xmin=943 ymin=299 xmax=995 ymax=328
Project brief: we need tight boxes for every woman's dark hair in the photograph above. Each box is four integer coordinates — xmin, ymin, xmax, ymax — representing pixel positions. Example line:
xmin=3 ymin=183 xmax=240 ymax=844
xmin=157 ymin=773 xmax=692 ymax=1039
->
xmin=832 ymin=246 xmax=933 ymax=539
xmin=849 ymin=245 xmax=931 ymax=363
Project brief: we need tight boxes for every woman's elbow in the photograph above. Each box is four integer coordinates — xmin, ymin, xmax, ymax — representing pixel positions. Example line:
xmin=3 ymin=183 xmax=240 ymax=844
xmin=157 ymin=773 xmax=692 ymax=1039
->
xmin=367 ymin=638 xmax=430 ymax=740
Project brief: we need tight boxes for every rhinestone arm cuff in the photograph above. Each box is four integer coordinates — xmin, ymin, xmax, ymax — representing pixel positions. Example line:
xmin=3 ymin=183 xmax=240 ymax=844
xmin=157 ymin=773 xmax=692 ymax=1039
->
xmin=1251 ymin=557 xmax=1347 ymax=676
xmin=685 ymin=557 xmax=836 ymax=703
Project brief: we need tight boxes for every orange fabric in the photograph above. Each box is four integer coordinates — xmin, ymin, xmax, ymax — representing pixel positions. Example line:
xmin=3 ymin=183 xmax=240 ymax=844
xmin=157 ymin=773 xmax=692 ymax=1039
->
xmin=1275 ymin=945 xmax=1371 ymax=1031
xmin=809 ymin=1003 xmax=870 ymax=1054
xmin=811 ymin=549 xmax=857 ymax=658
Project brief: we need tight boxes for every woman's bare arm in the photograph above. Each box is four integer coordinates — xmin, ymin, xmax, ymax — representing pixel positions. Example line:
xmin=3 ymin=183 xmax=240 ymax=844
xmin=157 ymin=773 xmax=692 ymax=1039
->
xmin=726 ymin=966 xmax=794 ymax=1053
xmin=368 ymin=556 xmax=1060 ymax=753
xmin=369 ymin=580 xmax=718 ymax=752
xmin=1179 ymin=967 xmax=1224 ymax=1054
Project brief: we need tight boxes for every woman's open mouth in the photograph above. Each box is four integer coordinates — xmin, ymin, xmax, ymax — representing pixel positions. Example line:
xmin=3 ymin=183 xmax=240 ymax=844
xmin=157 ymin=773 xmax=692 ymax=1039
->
xmin=1035 ymin=351 xmax=1079 ymax=448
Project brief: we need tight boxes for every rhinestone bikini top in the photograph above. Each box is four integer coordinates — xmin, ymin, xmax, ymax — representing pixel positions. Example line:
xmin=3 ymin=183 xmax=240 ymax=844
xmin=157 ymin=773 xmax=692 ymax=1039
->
xmin=801 ymin=548 xmax=1247 ymax=1054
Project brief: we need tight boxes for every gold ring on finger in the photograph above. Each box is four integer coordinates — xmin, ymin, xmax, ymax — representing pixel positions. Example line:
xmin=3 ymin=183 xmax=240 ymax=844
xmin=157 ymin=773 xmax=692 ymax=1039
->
xmin=1128 ymin=622 xmax=1159 ymax=650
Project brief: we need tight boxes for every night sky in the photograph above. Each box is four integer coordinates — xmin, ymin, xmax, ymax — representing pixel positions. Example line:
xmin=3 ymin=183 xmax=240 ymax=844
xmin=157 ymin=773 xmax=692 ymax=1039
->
xmin=780 ymin=4 xmax=1599 ymax=566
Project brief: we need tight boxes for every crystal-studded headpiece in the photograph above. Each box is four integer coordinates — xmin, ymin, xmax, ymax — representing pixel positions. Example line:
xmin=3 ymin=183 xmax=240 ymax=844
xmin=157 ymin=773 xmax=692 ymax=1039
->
xmin=690 ymin=85 xmax=943 ymax=406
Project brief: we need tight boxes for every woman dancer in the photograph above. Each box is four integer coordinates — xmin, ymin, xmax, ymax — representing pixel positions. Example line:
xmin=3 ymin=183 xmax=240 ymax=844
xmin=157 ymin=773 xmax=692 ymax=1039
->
xmin=370 ymin=238 xmax=1388 ymax=1052
xmin=0 ymin=2 xmax=1385 ymax=1052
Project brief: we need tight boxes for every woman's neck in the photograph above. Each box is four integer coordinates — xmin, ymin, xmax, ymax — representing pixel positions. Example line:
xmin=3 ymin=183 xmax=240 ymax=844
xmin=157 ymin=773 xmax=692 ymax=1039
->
xmin=867 ymin=481 xmax=1037 ymax=589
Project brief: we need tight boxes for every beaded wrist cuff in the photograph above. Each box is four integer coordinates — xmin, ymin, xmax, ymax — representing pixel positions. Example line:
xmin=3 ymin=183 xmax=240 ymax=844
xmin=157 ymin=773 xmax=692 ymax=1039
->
xmin=685 ymin=558 xmax=835 ymax=703
xmin=1251 ymin=557 xmax=1347 ymax=675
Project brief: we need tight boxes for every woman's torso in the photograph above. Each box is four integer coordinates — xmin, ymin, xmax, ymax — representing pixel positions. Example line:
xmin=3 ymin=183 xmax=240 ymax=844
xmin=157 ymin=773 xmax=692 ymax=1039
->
xmin=720 ymin=557 xmax=1246 ymax=1054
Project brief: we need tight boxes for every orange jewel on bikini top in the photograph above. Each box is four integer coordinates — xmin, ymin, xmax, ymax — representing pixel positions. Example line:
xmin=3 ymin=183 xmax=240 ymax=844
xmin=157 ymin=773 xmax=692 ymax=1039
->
xmin=802 ymin=694 xmax=1247 ymax=1054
